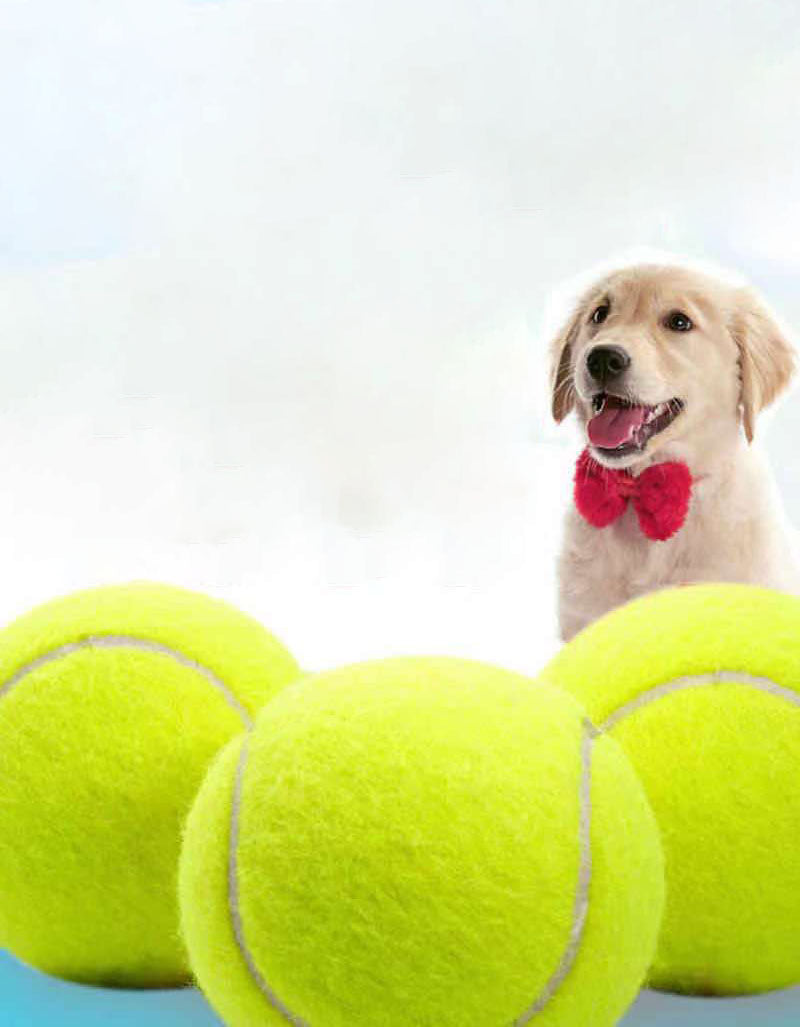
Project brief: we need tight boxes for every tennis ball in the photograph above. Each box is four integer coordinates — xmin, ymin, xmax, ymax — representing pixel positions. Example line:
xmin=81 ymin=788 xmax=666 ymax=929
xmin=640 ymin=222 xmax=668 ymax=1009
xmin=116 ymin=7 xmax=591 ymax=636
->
xmin=541 ymin=583 xmax=800 ymax=996
xmin=179 ymin=657 xmax=664 ymax=1027
xmin=0 ymin=582 xmax=300 ymax=987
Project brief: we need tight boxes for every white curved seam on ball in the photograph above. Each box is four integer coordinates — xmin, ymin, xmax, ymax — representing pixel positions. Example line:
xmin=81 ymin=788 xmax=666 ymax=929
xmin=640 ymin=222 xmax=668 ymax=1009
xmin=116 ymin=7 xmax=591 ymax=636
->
xmin=227 ymin=723 xmax=597 ymax=1027
xmin=599 ymin=670 xmax=800 ymax=732
xmin=512 ymin=719 xmax=597 ymax=1026
xmin=0 ymin=635 xmax=253 ymax=729
xmin=228 ymin=739 xmax=310 ymax=1027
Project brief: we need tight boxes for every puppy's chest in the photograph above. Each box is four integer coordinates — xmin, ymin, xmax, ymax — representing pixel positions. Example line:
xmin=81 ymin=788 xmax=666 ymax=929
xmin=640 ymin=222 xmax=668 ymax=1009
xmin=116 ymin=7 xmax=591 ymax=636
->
xmin=590 ymin=499 xmax=702 ymax=581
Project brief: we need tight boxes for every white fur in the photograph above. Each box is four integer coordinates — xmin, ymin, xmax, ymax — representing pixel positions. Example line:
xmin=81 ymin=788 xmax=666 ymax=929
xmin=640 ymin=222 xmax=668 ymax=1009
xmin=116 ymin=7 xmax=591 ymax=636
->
xmin=550 ymin=262 xmax=799 ymax=641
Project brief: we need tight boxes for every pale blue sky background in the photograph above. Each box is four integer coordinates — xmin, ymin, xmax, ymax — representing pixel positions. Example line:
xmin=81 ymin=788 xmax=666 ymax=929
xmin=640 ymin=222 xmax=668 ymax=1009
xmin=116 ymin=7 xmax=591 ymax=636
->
xmin=1 ymin=2 xmax=800 ymax=1021
xmin=3 ymin=948 xmax=800 ymax=1025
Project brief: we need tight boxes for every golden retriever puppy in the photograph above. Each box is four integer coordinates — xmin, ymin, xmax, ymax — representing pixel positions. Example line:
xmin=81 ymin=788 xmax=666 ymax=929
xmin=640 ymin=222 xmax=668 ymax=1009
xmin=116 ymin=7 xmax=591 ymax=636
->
xmin=550 ymin=262 xmax=798 ymax=641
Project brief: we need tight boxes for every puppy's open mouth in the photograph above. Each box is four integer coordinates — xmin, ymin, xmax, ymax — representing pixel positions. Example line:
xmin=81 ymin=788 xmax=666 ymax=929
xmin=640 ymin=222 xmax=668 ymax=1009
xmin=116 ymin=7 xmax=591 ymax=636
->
xmin=588 ymin=393 xmax=684 ymax=457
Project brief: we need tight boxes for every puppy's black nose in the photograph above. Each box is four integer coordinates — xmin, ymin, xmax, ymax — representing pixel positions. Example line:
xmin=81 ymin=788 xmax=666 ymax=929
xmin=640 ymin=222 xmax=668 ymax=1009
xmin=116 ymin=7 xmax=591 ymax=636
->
xmin=586 ymin=345 xmax=630 ymax=383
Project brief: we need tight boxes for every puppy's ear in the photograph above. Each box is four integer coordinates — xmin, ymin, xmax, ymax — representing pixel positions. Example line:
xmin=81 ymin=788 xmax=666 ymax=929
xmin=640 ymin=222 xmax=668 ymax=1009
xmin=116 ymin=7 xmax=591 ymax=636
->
xmin=549 ymin=301 xmax=585 ymax=423
xmin=731 ymin=288 xmax=796 ymax=443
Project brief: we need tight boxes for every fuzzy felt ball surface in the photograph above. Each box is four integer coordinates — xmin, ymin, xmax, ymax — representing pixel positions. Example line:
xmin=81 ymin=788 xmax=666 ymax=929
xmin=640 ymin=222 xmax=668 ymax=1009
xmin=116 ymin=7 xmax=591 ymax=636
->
xmin=0 ymin=582 xmax=300 ymax=987
xmin=179 ymin=657 xmax=664 ymax=1027
xmin=541 ymin=583 xmax=800 ymax=996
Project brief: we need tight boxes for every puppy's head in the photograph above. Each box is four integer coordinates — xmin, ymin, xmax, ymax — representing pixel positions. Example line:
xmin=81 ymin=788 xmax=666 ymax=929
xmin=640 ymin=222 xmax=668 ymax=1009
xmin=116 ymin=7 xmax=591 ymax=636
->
xmin=549 ymin=263 xmax=795 ymax=469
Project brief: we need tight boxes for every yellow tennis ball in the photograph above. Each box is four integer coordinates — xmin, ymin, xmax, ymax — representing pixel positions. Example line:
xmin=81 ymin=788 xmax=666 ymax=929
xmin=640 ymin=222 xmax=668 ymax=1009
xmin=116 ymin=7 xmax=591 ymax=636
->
xmin=179 ymin=657 xmax=664 ymax=1027
xmin=541 ymin=583 xmax=800 ymax=996
xmin=0 ymin=582 xmax=300 ymax=987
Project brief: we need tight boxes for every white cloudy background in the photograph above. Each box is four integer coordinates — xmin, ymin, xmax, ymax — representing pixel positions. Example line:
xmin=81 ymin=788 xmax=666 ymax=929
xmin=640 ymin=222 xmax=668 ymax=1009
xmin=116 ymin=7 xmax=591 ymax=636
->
xmin=1 ymin=0 xmax=799 ymax=674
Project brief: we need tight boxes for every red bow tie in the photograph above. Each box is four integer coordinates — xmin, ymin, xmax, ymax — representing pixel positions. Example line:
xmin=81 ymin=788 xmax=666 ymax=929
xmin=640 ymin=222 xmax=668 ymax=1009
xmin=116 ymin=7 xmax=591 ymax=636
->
xmin=573 ymin=448 xmax=693 ymax=541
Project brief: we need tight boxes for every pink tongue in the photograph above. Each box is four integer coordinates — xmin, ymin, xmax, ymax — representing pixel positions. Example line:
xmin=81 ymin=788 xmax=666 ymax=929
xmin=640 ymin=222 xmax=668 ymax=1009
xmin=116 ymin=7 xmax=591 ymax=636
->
xmin=588 ymin=403 xmax=648 ymax=448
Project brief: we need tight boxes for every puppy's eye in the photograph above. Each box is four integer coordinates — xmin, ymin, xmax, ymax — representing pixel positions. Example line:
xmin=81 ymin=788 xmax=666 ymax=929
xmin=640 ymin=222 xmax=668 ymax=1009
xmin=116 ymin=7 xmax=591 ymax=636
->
xmin=591 ymin=303 xmax=609 ymax=325
xmin=664 ymin=310 xmax=693 ymax=332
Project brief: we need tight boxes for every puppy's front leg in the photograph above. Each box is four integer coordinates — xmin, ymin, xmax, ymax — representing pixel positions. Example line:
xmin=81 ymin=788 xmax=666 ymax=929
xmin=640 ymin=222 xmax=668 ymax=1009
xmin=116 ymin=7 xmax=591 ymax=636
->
xmin=556 ymin=521 xmax=635 ymax=640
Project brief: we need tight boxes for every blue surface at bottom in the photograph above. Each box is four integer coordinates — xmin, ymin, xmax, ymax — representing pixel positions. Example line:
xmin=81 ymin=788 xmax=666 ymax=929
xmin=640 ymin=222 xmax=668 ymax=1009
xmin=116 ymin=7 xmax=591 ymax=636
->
xmin=2 ymin=949 xmax=800 ymax=1026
